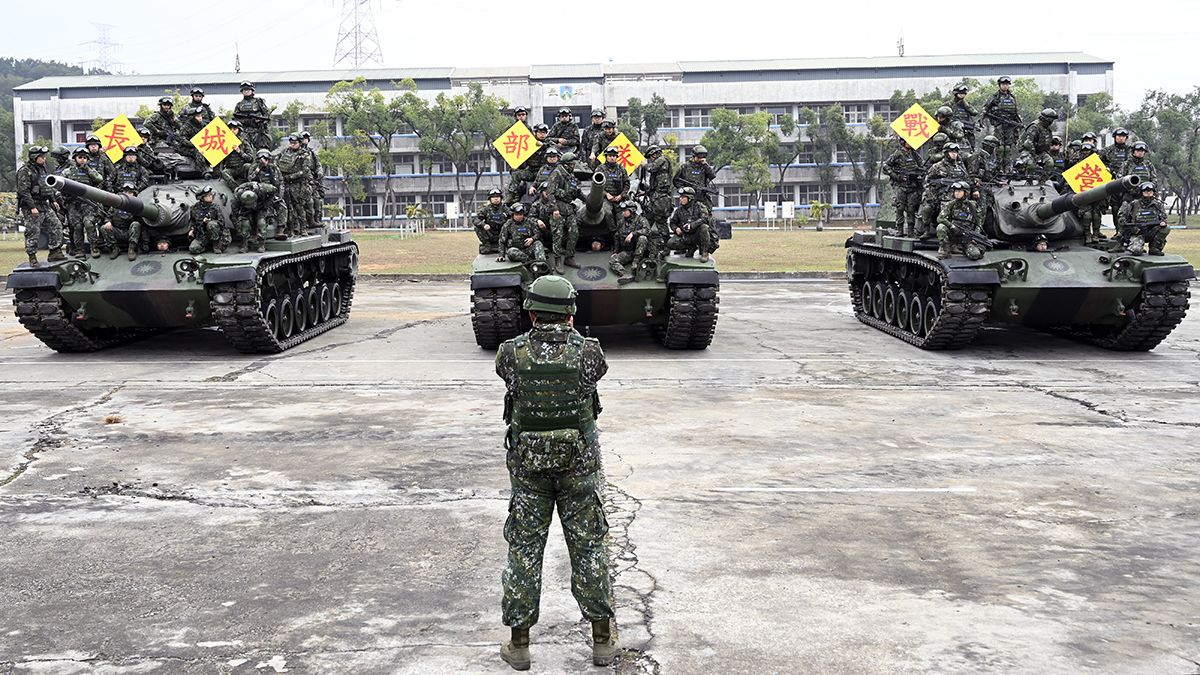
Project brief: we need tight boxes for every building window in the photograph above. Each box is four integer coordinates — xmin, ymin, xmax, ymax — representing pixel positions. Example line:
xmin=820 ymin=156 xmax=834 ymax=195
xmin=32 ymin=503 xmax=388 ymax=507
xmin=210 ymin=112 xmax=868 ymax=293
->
xmin=386 ymin=194 xmax=416 ymax=217
xmin=734 ymin=106 xmax=756 ymax=115
xmin=391 ymin=153 xmax=416 ymax=174
xmin=795 ymin=142 xmax=815 ymax=164
xmin=420 ymin=155 xmax=453 ymax=174
xmin=874 ymin=102 xmax=898 ymax=120
xmin=834 ymin=148 xmax=851 ymax=163
xmin=764 ymin=106 xmax=792 ymax=126
xmin=843 ymin=103 xmax=869 ymax=124
xmin=271 ymin=116 xmax=291 ymax=135
xmin=666 ymin=108 xmax=681 ymax=127
xmin=761 ymin=186 xmax=793 ymax=204
xmin=837 ymin=183 xmax=867 ymax=204
xmin=467 ymin=151 xmax=494 ymax=173
xmin=721 ymin=187 xmax=750 ymax=208
xmin=425 ymin=193 xmax=454 ymax=215
xmin=347 ymin=194 xmax=379 ymax=218
xmin=796 ymin=184 xmax=824 ymax=204
xmin=300 ymin=116 xmax=332 ymax=134
xmin=683 ymin=107 xmax=711 ymax=128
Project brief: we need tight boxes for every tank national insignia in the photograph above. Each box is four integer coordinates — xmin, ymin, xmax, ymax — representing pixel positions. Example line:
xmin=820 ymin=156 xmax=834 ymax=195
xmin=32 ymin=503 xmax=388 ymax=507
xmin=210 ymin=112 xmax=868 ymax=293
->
xmin=847 ymin=174 xmax=1194 ymax=351
xmin=471 ymin=172 xmax=723 ymax=350
xmin=7 ymin=146 xmax=359 ymax=354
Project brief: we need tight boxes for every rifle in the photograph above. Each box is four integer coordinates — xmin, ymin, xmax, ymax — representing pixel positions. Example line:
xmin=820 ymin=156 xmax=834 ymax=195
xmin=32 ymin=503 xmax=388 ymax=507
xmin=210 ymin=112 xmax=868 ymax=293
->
xmin=982 ymin=110 xmax=1021 ymax=128
xmin=951 ymin=225 xmax=995 ymax=250
xmin=674 ymin=177 xmax=720 ymax=199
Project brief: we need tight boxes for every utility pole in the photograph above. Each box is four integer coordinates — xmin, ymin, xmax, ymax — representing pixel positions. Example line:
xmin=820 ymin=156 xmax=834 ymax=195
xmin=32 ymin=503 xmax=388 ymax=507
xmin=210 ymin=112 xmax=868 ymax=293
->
xmin=86 ymin=23 xmax=121 ymax=72
xmin=333 ymin=0 xmax=384 ymax=68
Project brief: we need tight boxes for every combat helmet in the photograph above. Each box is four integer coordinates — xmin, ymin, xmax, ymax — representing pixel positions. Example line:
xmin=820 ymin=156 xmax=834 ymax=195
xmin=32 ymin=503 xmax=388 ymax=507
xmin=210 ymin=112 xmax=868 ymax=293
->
xmin=604 ymin=147 xmax=619 ymax=156
xmin=72 ymin=147 xmax=89 ymax=158
xmin=118 ymin=182 xmax=137 ymax=193
xmin=1140 ymin=181 xmax=1156 ymax=193
xmin=950 ymin=180 xmax=971 ymax=192
xmin=646 ymin=144 xmax=661 ymax=156
xmin=692 ymin=145 xmax=708 ymax=156
xmin=239 ymin=189 xmax=258 ymax=205
xmin=943 ymin=142 xmax=961 ymax=152
xmin=560 ymin=151 xmax=577 ymax=163
xmin=255 ymin=149 xmax=272 ymax=160
xmin=558 ymin=107 xmax=571 ymax=116
xmin=980 ymin=135 xmax=1000 ymax=148
xmin=930 ymin=132 xmax=948 ymax=146
xmin=935 ymin=105 xmax=953 ymax=119
xmin=601 ymin=120 xmax=616 ymax=129
xmin=953 ymin=84 xmax=969 ymax=95
xmin=544 ymin=146 xmax=561 ymax=157
xmin=1132 ymin=141 xmax=1148 ymax=151
xmin=997 ymin=76 xmax=1012 ymax=84
xmin=27 ymin=146 xmax=47 ymax=160
xmin=1039 ymin=108 xmax=1059 ymax=121
xmin=522 ymin=275 xmax=577 ymax=316
xmin=50 ymin=146 xmax=70 ymax=160
xmin=678 ymin=186 xmax=696 ymax=197
xmin=487 ymin=188 xmax=503 ymax=198
xmin=158 ymin=96 xmax=174 ymax=106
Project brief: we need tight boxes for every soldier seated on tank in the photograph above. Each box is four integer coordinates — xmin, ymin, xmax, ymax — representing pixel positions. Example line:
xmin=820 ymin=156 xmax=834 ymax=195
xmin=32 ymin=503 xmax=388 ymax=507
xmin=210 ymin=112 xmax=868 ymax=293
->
xmin=665 ymin=187 xmax=712 ymax=262
xmin=188 ymin=186 xmax=229 ymax=255
xmin=1115 ymin=182 xmax=1169 ymax=256
xmin=610 ymin=201 xmax=652 ymax=285
xmin=935 ymin=180 xmax=985 ymax=260
xmin=497 ymin=204 xmax=548 ymax=273
xmin=99 ymin=183 xmax=144 ymax=261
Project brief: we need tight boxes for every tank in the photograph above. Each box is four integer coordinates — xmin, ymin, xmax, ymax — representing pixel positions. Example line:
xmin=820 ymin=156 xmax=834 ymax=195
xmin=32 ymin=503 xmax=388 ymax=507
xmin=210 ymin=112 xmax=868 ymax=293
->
xmin=470 ymin=173 xmax=721 ymax=349
xmin=6 ymin=174 xmax=359 ymax=353
xmin=846 ymin=175 xmax=1194 ymax=350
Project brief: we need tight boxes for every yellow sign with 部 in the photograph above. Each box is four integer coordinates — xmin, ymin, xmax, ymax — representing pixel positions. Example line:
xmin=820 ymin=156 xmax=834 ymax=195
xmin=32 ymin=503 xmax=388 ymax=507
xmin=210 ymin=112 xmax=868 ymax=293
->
xmin=96 ymin=114 xmax=145 ymax=163
xmin=1063 ymin=153 xmax=1113 ymax=194
xmin=598 ymin=132 xmax=645 ymax=176
xmin=889 ymin=104 xmax=940 ymax=150
xmin=191 ymin=117 xmax=242 ymax=167
xmin=492 ymin=121 xmax=541 ymax=170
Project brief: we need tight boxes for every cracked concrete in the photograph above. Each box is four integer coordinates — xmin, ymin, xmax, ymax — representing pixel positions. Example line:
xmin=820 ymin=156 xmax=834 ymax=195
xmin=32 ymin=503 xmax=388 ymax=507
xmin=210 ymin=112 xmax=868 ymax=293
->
xmin=0 ymin=280 xmax=1198 ymax=674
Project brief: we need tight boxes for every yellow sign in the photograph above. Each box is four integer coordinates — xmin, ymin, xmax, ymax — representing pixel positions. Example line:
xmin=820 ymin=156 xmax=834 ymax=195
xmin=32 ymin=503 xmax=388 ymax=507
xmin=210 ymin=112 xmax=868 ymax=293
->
xmin=597 ymin=132 xmax=645 ymax=176
xmin=96 ymin=114 xmax=144 ymax=163
xmin=492 ymin=121 xmax=540 ymax=170
xmin=190 ymin=117 xmax=242 ymax=167
xmin=889 ymin=104 xmax=940 ymax=150
xmin=1063 ymin=153 xmax=1113 ymax=194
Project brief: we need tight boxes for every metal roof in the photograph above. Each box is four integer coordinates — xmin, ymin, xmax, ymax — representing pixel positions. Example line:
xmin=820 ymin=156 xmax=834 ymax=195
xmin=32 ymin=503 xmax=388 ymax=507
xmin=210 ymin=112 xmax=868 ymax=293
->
xmin=14 ymin=52 xmax=1110 ymax=91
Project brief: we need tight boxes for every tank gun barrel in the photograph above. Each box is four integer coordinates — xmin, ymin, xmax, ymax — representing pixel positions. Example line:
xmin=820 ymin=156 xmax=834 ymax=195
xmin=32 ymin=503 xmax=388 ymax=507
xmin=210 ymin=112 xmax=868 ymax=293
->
xmin=44 ymin=174 xmax=164 ymax=225
xmin=584 ymin=172 xmax=606 ymax=216
xmin=1030 ymin=175 xmax=1139 ymax=224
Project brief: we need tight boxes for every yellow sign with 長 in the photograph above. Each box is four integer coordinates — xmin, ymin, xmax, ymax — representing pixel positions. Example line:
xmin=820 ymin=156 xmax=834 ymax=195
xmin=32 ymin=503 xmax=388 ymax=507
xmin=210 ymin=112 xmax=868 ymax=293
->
xmin=1063 ymin=153 xmax=1113 ymax=194
xmin=492 ymin=121 xmax=540 ymax=169
xmin=96 ymin=114 xmax=144 ymax=163
xmin=889 ymin=104 xmax=940 ymax=150
xmin=191 ymin=117 xmax=242 ymax=166
xmin=598 ymin=132 xmax=645 ymax=176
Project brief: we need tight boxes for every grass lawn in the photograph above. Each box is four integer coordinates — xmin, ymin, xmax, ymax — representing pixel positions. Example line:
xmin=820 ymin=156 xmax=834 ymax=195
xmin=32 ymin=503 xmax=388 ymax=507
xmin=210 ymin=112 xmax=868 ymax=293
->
xmin=3 ymin=228 xmax=1200 ymax=275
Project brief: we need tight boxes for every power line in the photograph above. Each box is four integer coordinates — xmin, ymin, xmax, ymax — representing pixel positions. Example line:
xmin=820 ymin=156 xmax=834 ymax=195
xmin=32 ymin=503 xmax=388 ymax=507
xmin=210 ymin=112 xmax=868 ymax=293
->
xmin=333 ymin=0 xmax=384 ymax=68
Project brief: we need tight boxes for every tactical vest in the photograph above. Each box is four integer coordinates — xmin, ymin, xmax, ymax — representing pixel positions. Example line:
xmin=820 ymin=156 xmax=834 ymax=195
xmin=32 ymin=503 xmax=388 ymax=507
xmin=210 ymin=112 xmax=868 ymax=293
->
xmin=234 ymin=98 xmax=266 ymax=125
xmin=995 ymin=92 xmax=1018 ymax=114
xmin=481 ymin=205 xmax=507 ymax=227
xmin=947 ymin=201 xmax=976 ymax=227
xmin=113 ymin=165 xmax=142 ymax=188
xmin=647 ymin=160 xmax=671 ymax=193
xmin=1125 ymin=160 xmax=1153 ymax=180
xmin=1132 ymin=201 xmax=1161 ymax=226
xmin=510 ymin=333 xmax=594 ymax=433
xmin=535 ymin=162 xmax=557 ymax=185
xmin=1050 ymin=152 xmax=1066 ymax=171
xmin=602 ymin=165 xmax=625 ymax=192
xmin=1105 ymin=145 xmax=1130 ymax=169
xmin=511 ymin=219 xmax=536 ymax=243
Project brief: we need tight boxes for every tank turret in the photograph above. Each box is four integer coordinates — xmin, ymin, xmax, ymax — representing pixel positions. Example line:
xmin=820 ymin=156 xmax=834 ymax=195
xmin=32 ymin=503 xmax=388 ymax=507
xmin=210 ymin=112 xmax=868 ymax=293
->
xmin=44 ymin=173 xmax=235 ymax=239
xmin=45 ymin=174 xmax=165 ymax=225
xmin=1027 ymin=175 xmax=1139 ymax=226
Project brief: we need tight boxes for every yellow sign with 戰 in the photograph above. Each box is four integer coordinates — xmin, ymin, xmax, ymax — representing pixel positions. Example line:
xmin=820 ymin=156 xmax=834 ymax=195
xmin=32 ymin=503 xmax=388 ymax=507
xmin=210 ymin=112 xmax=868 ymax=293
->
xmin=492 ymin=121 xmax=541 ymax=169
xmin=1063 ymin=153 xmax=1113 ymax=194
xmin=889 ymin=104 xmax=940 ymax=150
xmin=191 ymin=117 xmax=242 ymax=167
xmin=96 ymin=114 xmax=145 ymax=163
xmin=597 ymin=132 xmax=645 ymax=176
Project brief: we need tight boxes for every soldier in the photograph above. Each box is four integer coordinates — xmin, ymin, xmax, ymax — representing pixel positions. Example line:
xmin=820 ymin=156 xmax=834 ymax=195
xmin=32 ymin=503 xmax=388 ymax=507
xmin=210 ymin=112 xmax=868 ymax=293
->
xmin=186 ymin=87 xmax=215 ymax=126
xmin=279 ymin=134 xmax=312 ymax=236
xmin=61 ymin=147 xmax=105 ymax=257
xmin=1116 ymin=182 xmax=1169 ymax=255
xmin=529 ymin=182 xmax=564 ymax=270
xmin=506 ymin=124 xmax=551 ymax=205
xmin=590 ymin=120 xmax=619 ymax=165
xmin=187 ymin=186 xmax=228 ymax=254
xmin=1047 ymin=136 xmax=1068 ymax=190
xmin=15 ymin=146 xmax=66 ymax=266
xmin=513 ymin=106 xmax=529 ymax=127
xmin=300 ymin=130 xmax=324 ymax=228
xmin=474 ymin=188 xmax=510 ymax=254
xmin=666 ymin=187 xmax=712 ymax=261
xmin=145 ymin=97 xmax=181 ymax=145
xmin=232 ymin=180 xmax=280 ymax=253
xmin=881 ymin=139 xmax=925 ymax=236
xmin=982 ymin=76 xmax=1023 ymax=166
xmin=246 ymin=149 xmax=286 ymax=239
xmin=923 ymin=132 xmax=949 ymax=165
xmin=599 ymin=147 xmax=629 ymax=202
xmin=217 ymin=120 xmax=254 ymax=186
xmin=1018 ymin=108 xmax=1058 ymax=177
xmin=968 ymin=135 xmax=1002 ymax=185
xmin=99 ymin=182 xmax=144 ymax=261
xmin=916 ymin=142 xmax=970 ymax=238
xmin=48 ymin=146 xmax=71 ymax=174
xmin=673 ymin=144 xmax=718 ymax=210
xmin=135 ymin=126 xmax=169 ymax=177
xmin=1118 ymin=141 xmax=1158 ymax=200
xmin=494 ymin=274 xmax=617 ymax=671
xmin=84 ymin=134 xmax=115 ymax=186
xmin=580 ymin=110 xmax=606 ymax=167
xmin=532 ymin=146 xmax=561 ymax=192
xmin=547 ymin=107 xmax=579 ymax=151
xmin=1065 ymin=139 xmax=1083 ymax=164
xmin=233 ymin=81 xmax=272 ymax=151
xmin=1100 ymin=127 xmax=1133 ymax=217
xmin=497 ymin=203 xmax=546 ymax=270
xmin=934 ymin=106 xmax=969 ymax=152
xmin=548 ymin=151 xmax=583 ymax=270
xmin=177 ymin=106 xmax=211 ymax=172
xmin=945 ymin=84 xmax=979 ymax=148
xmin=610 ymin=201 xmax=652 ymax=284
xmin=1075 ymin=142 xmax=1106 ymax=244
xmin=110 ymin=146 xmax=150 ymax=194
xmin=936 ymin=180 xmax=985 ymax=259
xmin=638 ymin=145 xmax=672 ymax=229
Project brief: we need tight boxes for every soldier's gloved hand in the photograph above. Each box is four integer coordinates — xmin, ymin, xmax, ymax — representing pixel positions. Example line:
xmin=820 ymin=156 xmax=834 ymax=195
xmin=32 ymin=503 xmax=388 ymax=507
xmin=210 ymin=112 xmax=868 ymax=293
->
xmin=496 ymin=256 xmax=506 ymax=262
xmin=483 ymin=224 xmax=491 ymax=231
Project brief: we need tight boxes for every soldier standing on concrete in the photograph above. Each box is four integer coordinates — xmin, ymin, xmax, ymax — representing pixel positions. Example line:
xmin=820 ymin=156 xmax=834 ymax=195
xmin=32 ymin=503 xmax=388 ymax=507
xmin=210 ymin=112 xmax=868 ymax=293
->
xmin=495 ymin=274 xmax=617 ymax=671
xmin=16 ymin=146 xmax=66 ymax=267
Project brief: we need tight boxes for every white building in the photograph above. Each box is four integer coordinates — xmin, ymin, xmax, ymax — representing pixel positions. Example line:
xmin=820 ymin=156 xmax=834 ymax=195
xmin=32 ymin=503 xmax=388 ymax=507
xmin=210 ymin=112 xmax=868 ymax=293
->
xmin=13 ymin=51 xmax=1113 ymax=223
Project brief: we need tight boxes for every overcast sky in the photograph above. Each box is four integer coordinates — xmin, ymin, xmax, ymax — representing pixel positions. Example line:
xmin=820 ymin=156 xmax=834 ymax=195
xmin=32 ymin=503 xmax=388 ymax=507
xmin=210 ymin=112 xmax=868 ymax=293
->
xmin=3 ymin=0 xmax=1194 ymax=109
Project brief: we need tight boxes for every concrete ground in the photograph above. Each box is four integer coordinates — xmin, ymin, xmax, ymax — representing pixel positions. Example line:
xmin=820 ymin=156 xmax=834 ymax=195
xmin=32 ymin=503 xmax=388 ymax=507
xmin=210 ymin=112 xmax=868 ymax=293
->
xmin=0 ymin=279 xmax=1198 ymax=675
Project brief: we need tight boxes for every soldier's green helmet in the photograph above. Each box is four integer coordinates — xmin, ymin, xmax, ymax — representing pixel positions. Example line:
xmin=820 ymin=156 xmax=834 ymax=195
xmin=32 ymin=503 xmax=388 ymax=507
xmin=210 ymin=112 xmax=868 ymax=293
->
xmin=953 ymin=84 xmax=969 ymax=94
xmin=1039 ymin=108 xmax=1058 ymax=120
xmin=601 ymin=120 xmax=616 ymax=129
xmin=119 ymin=182 xmax=137 ymax=193
xmin=620 ymin=200 xmax=635 ymax=210
xmin=158 ymin=96 xmax=173 ymax=106
xmin=198 ymin=185 xmax=215 ymax=197
xmin=692 ymin=145 xmax=708 ymax=156
xmin=50 ymin=146 xmax=69 ymax=159
xmin=1081 ymin=142 xmax=1096 ymax=152
xmin=646 ymin=144 xmax=661 ymax=155
xmin=935 ymin=105 xmax=953 ymax=118
xmin=488 ymin=188 xmax=502 ymax=198
xmin=604 ymin=147 xmax=619 ymax=156
xmin=27 ymin=146 xmax=46 ymax=160
xmin=981 ymin=135 xmax=999 ymax=148
xmin=1141 ymin=181 xmax=1156 ymax=192
xmin=1132 ymin=141 xmax=1148 ymax=151
xmin=72 ymin=147 xmax=89 ymax=158
xmin=679 ymin=186 xmax=696 ymax=197
xmin=256 ymin=149 xmax=272 ymax=160
xmin=1068 ymin=139 xmax=1081 ymax=148
xmin=1081 ymin=131 xmax=1098 ymax=142
xmin=951 ymin=180 xmax=971 ymax=191
xmin=523 ymin=275 xmax=577 ymax=316
xmin=944 ymin=142 xmax=961 ymax=152
xmin=931 ymin=132 xmax=948 ymax=145
xmin=544 ymin=146 xmax=561 ymax=157
xmin=560 ymin=151 xmax=577 ymax=163
xmin=239 ymin=190 xmax=257 ymax=205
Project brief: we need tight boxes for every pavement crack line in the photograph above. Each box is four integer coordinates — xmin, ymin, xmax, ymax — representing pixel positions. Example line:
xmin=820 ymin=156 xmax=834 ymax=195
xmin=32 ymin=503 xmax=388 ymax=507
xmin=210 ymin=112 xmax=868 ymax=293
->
xmin=603 ymin=449 xmax=662 ymax=675
xmin=1 ymin=385 xmax=122 ymax=489
xmin=1022 ymin=383 xmax=1200 ymax=429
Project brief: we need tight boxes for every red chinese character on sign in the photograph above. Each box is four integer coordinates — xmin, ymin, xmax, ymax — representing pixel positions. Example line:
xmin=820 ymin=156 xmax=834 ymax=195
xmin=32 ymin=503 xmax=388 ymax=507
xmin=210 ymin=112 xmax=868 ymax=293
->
xmin=104 ymin=123 xmax=131 ymax=151
xmin=503 ymin=131 xmax=530 ymax=159
xmin=1073 ymin=163 xmax=1104 ymax=190
xmin=615 ymin=144 xmax=635 ymax=170
xmin=901 ymin=113 xmax=931 ymax=139
xmin=197 ymin=126 xmax=229 ymax=155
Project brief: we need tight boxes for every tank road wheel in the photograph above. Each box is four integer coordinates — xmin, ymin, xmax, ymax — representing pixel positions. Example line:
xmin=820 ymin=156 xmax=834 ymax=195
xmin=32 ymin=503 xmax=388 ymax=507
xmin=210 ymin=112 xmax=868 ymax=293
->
xmin=278 ymin=295 xmax=295 ymax=340
xmin=871 ymin=281 xmax=886 ymax=320
xmin=471 ymin=286 xmax=523 ymax=350
xmin=661 ymin=284 xmax=720 ymax=350
xmin=861 ymin=282 xmax=874 ymax=316
xmin=262 ymin=296 xmax=281 ymax=338
xmin=883 ymin=285 xmax=898 ymax=326
xmin=317 ymin=283 xmax=333 ymax=323
xmin=923 ymin=296 xmax=940 ymax=337
xmin=305 ymin=286 xmax=320 ymax=327
xmin=292 ymin=289 xmax=309 ymax=333
xmin=895 ymin=289 xmax=910 ymax=332
xmin=909 ymin=294 xmax=926 ymax=338
xmin=330 ymin=281 xmax=344 ymax=318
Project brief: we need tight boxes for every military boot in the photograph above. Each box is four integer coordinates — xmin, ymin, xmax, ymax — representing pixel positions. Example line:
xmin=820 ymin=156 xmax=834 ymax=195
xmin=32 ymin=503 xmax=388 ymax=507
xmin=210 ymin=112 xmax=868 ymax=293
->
xmin=937 ymin=244 xmax=952 ymax=259
xmin=699 ymin=252 xmax=710 ymax=263
xmin=617 ymin=275 xmax=635 ymax=286
xmin=27 ymin=253 xmax=40 ymax=267
xmin=563 ymin=256 xmax=580 ymax=269
xmin=47 ymin=248 xmax=67 ymax=263
xmin=91 ymin=246 xmax=101 ymax=259
xmin=553 ymin=255 xmax=564 ymax=274
xmin=127 ymin=245 xmax=138 ymax=261
xmin=591 ymin=619 xmax=619 ymax=666
xmin=500 ymin=627 xmax=530 ymax=671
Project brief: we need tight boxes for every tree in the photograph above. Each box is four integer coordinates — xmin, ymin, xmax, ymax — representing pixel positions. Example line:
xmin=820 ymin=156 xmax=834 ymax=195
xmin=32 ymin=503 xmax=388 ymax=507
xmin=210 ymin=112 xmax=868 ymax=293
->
xmin=618 ymin=93 xmax=669 ymax=146
xmin=798 ymin=106 xmax=838 ymax=224
xmin=1068 ymin=92 xmax=1120 ymax=137
xmin=761 ymin=114 xmax=799 ymax=201
xmin=326 ymin=77 xmax=408 ymax=224
xmin=426 ymin=83 xmax=508 ymax=216
xmin=700 ymin=109 xmax=775 ymax=220
xmin=390 ymin=79 xmax=441 ymax=227
xmin=1124 ymin=88 xmax=1200 ymax=224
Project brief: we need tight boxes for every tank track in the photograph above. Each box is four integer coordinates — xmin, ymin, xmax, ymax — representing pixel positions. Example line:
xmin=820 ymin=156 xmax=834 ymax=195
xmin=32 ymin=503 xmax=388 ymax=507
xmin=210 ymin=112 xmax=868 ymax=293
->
xmin=207 ymin=243 xmax=358 ymax=354
xmin=470 ymin=287 xmax=523 ymax=350
xmin=1083 ymin=280 xmax=1191 ymax=351
xmin=660 ymin=284 xmax=720 ymax=350
xmin=12 ymin=288 xmax=157 ymax=353
xmin=847 ymin=244 xmax=993 ymax=350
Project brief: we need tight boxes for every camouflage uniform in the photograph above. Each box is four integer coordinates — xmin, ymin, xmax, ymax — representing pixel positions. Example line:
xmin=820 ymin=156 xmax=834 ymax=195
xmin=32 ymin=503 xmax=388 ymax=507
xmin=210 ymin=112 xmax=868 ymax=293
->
xmin=188 ymin=198 xmax=228 ymax=254
xmin=1099 ymin=140 xmax=1133 ymax=216
xmin=495 ymin=321 xmax=613 ymax=630
xmin=110 ymin=157 xmax=150 ymax=193
xmin=548 ymin=119 xmax=580 ymax=152
xmin=233 ymin=94 xmax=272 ymax=150
xmin=598 ymin=160 xmax=629 ymax=199
xmin=305 ymin=142 xmax=324 ymax=227
xmin=982 ymin=87 xmax=1022 ymax=162
xmin=62 ymin=160 xmax=106 ymax=255
xmin=1018 ymin=121 xmax=1055 ymax=177
xmin=641 ymin=154 xmax=673 ymax=228
xmin=548 ymin=163 xmax=583 ymax=261
xmin=1116 ymin=195 xmax=1169 ymax=254
xmin=916 ymin=155 xmax=970 ymax=237
xmin=673 ymin=159 xmax=717 ymax=208
xmin=666 ymin=198 xmax=712 ymax=257
xmin=100 ymin=202 xmax=143 ymax=257
xmin=279 ymin=145 xmax=313 ymax=235
xmin=506 ymin=141 xmax=550 ymax=205
xmin=177 ymin=113 xmax=211 ymax=171
xmin=233 ymin=181 xmax=282 ymax=252
xmin=218 ymin=140 xmax=254 ymax=187
xmin=15 ymin=160 xmax=64 ymax=259
xmin=1118 ymin=154 xmax=1158 ymax=199
xmin=945 ymin=96 xmax=979 ymax=147
xmin=145 ymin=109 xmax=181 ymax=145
xmin=609 ymin=209 xmax=652 ymax=278
xmin=936 ymin=195 xmax=984 ymax=256
xmin=246 ymin=160 xmax=286 ymax=241
xmin=499 ymin=216 xmax=546 ymax=266
xmin=580 ymin=123 xmax=605 ymax=166
xmin=48 ymin=148 xmax=71 ymax=175
xmin=474 ymin=201 xmax=511 ymax=254
xmin=589 ymin=131 xmax=620 ymax=165
xmin=187 ymin=99 xmax=215 ymax=126
xmin=882 ymin=146 xmax=924 ymax=235
xmin=528 ymin=192 xmax=563 ymax=254
xmin=86 ymin=148 xmax=116 ymax=188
